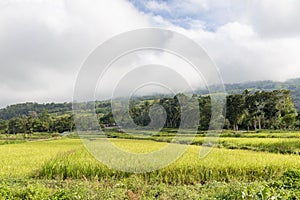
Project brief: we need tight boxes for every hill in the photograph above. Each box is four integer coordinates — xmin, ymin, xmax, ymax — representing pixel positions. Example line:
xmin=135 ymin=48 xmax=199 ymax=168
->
xmin=197 ymin=78 xmax=300 ymax=111
xmin=0 ymin=78 xmax=300 ymax=120
xmin=0 ymin=102 xmax=72 ymax=120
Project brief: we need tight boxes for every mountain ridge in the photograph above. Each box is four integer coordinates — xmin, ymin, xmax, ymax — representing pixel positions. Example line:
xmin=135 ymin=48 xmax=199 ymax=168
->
xmin=1 ymin=78 xmax=300 ymax=120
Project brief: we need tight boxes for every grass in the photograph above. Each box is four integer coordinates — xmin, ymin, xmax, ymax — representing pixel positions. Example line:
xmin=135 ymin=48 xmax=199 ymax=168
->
xmin=0 ymin=133 xmax=299 ymax=199
xmin=0 ymin=177 xmax=299 ymax=200
xmin=1 ymin=137 xmax=299 ymax=182
xmin=0 ymin=139 xmax=81 ymax=177
xmin=109 ymin=130 xmax=300 ymax=154
xmin=36 ymin=139 xmax=300 ymax=184
xmin=155 ymin=128 xmax=300 ymax=138
xmin=0 ymin=133 xmax=60 ymax=140
xmin=217 ymin=137 xmax=300 ymax=154
xmin=237 ymin=131 xmax=300 ymax=138
xmin=0 ymin=140 xmax=25 ymax=145
xmin=129 ymin=134 xmax=300 ymax=154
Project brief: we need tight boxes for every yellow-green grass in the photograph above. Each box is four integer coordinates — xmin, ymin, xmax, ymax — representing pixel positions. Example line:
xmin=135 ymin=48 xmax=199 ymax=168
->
xmin=36 ymin=139 xmax=300 ymax=184
xmin=121 ymin=130 xmax=300 ymax=138
xmin=219 ymin=137 xmax=300 ymax=146
xmin=110 ymin=139 xmax=168 ymax=153
xmin=152 ymin=136 xmax=300 ymax=154
xmin=208 ymin=137 xmax=300 ymax=154
xmin=0 ymin=139 xmax=81 ymax=177
xmin=241 ymin=131 xmax=300 ymax=138
xmin=0 ymin=138 xmax=299 ymax=199
xmin=1 ymin=138 xmax=299 ymax=184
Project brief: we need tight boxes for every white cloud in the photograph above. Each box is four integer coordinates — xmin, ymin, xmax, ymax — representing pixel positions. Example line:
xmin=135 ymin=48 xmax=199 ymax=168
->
xmin=1 ymin=0 xmax=300 ymax=107
xmin=144 ymin=0 xmax=300 ymax=83
xmin=197 ymin=23 xmax=300 ymax=83
xmin=0 ymin=0 xmax=152 ymax=107
xmin=227 ymin=0 xmax=300 ymax=37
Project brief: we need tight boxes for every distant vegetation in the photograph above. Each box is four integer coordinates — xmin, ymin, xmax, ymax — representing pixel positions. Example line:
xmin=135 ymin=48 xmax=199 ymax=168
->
xmin=1 ymin=78 xmax=300 ymax=134
xmin=0 ymin=90 xmax=299 ymax=134
xmin=217 ymin=78 xmax=300 ymax=111
xmin=0 ymin=102 xmax=72 ymax=120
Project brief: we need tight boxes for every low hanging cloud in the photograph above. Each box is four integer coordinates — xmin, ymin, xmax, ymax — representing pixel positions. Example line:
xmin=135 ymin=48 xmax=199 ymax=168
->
xmin=0 ymin=0 xmax=151 ymax=107
xmin=0 ymin=0 xmax=300 ymax=107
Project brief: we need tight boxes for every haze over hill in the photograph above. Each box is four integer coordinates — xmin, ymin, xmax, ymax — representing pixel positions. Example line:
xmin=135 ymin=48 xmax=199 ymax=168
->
xmin=198 ymin=78 xmax=300 ymax=111
xmin=1 ymin=78 xmax=300 ymax=121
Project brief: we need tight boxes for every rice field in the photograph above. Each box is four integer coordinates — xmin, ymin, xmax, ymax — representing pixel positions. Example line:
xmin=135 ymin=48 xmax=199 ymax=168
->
xmin=150 ymin=136 xmax=300 ymax=154
xmin=0 ymin=134 xmax=299 ymax=199
xmin=36 ymin=139 xmax=300 ymax=184
xmin=0 ymin=139 xmax=81 ymax=177
xmin=217 ymin=137 xmax=300 ymax=154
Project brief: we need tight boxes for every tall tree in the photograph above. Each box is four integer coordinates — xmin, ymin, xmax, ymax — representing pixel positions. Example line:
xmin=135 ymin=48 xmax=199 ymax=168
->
xmin=226 ymin=94 xmax=245 ymax=131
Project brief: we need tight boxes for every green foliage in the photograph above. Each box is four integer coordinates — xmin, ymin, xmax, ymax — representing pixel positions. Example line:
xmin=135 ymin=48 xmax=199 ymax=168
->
xmin=0 ymin=89 xmax=299 ymax=134
xmin=226 ymin=94 xmax=245 ymax=131
xmin=272 ymin=170 xmax=300 ymax=191
xmin=0 ymin=120 xmax=8 ymax=134
xmin=215 ymin=78 xmax=300 ymax=111
xmin=0 ymin=178 xmax=299 ymax=200
xmin=0 ymin=102 xmax=72 ymax=120
xmin=4 ymin=113 xmax=74 ymax=134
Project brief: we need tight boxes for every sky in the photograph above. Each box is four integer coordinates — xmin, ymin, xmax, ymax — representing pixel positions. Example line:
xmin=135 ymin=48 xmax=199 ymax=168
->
xmin=0 ymin=0 xmax=300 ymax=107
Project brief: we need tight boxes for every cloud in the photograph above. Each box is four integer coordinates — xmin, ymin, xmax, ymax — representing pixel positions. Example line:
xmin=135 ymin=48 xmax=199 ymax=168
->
xmin=232 ymin=0 xmax=300 ymax=38
xmin=0 ymin=0 xmax=151 ymax=107
xmin=140 ymin=0 xmax=300 ymax=83
xmin=1 ymin=0 xmax=300 ymax=107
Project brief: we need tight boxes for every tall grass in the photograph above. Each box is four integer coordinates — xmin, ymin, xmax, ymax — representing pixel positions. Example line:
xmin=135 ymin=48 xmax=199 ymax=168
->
xmin=1 ymin=137 xmax=299 ymax=199
xmin=36 ymin=139 xmax=300 ymax=184
xmin=0 ymin=139 xmax=81 ymax=177
xmin=150 ymin=136 xmax=300 ymax=154
xmin=217 ymin=138 xmax=300 ymax=154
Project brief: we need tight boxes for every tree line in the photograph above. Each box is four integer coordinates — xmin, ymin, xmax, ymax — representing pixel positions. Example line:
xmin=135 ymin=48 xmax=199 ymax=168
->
xmin=0 ymin=89 xmax=299 ymax=134
xmin=0 ymin=102 xmax=72 ymax=120
xmin=101 ymin=90 xmax=299 ymax=131
xmin=0 ymin=110 xmax=74 ymax=134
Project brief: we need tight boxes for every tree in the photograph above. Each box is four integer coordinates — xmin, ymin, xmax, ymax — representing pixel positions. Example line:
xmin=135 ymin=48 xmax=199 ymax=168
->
xmin=0 ymin=120 xmax=8 ymax=134
xmin=226 ymin=94 xmax=245 ymax=131
xmin=198 ymin=96 xmax=211 ymax=130
xmin=159 ymin=97 xmax=181 ymax=128
xmin=245 ymin=92 xmax=266 ymax=130
xmin=277 ymin=90 xmax=298 ymax=129
xmin=37 ymin=109 xmax=51 ymax=132
xmin=8 ymin=117 xmax=24 ymax=134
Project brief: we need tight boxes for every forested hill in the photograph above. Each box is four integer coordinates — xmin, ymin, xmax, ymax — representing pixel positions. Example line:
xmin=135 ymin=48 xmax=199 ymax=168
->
xmin=0 ymin=78 xmax=300 ymax=120
xmin=197 ymin=78 xmax=300 ymax=111
xmin=0 ymin=102 xmax=72 ymax=120
xmin=228 ymin=78 xmax=300 ymax=111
